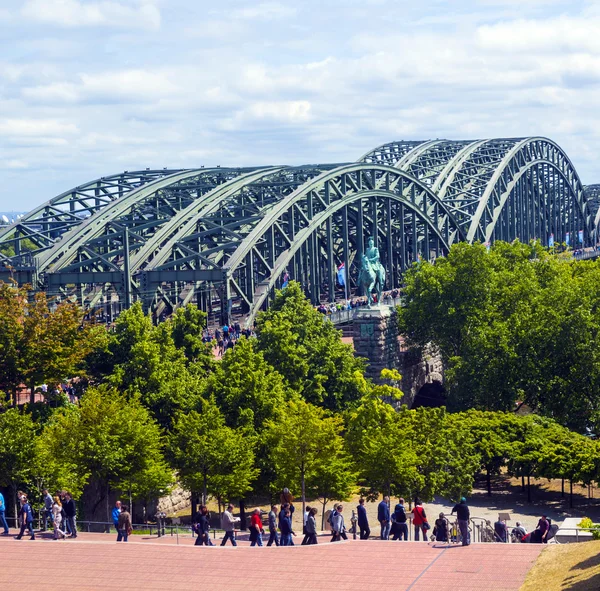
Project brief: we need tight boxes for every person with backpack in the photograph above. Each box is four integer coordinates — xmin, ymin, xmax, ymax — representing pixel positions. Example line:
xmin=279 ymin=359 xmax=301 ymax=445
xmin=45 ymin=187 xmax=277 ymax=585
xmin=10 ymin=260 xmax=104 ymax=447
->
xmin=267 ymin=505 xmax=279 ymax=546
xmin=194 ymin=505 xmax=213 ymax=546
xmin=451 ymin=497 xmax=471 ymax=546
xmin=357 ymin=498 xmax=370 ymax=540
xmin=378 ymin=496 xmax=391 ymax=540
xmin=15 ymin=496 xmax=35 ymax=540
xmin=411 ymin=498 xmax=429 ymax=542
xmin=391 ymin=499 xmax=409 ymax=541
xmin=116 ymin=504 xmax=132 ymax=542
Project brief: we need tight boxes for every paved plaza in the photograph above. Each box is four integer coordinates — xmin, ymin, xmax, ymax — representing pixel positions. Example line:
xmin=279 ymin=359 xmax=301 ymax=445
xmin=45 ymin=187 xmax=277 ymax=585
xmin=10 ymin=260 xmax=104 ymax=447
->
xmin=0 ymin=534 xmax=543 ymax=591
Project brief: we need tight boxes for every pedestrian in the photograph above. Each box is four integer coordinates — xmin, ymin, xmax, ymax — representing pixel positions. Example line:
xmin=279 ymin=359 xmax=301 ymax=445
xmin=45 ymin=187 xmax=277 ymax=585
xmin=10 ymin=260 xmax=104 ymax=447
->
xmin=63 ymin=492 xmax=77 ymax=538
xmin=511 ymin=521 xmax=527 ymax=542
xmin=301 ymin=505 xmax=312 ymax=545
xmin=249 ymin=508 xmax=264 ymax=547
xmin=411 ymin=498 xmax=429 ymax=542
xmin=533 ymin=515 xmax=550 ymax=544
xmin=494 ymin=518 xmax=507 ymax=543
xmin=305 ymin=508 xmax=318 ymax=544
xmin=267 ymin=505 xmax=279 ymax=546
xmin=112 ymin=500 xmax=121 ymax=531
xmin=51 ymin=496 xmax=67 ymax=540
xmin=220 ymin=503 xmax=240 ymax=546
xmin=0 ymin=489 xmax=9 ymax=535
xmin=279 ymin=507 xmax=295 ymax=546
xmin=194 ymin=505 xmax=213 ymax=546
xmin=378 ymin=496 xmax=391 ymax=540
xmin=41 ymin=489 xmax=53 ymax=532
xmin=433 ymin=512 xmax=449 ymax=542
xmin=391 ymin=499 xmax=409 ymax=541
xmin=117 ymin=504 xmax=132 ymax=542
xmin=280 ymin=488 xmax=295 ymax=523
xmin=330 ymin=504 xmax=347 ymax=542
xmin=357 ymin=498 xmax=370 ymax=540
xmin=451 ymin=497 xmax=470 ymax=546
xmin=15 ymin=496 xmax=35 ymax=540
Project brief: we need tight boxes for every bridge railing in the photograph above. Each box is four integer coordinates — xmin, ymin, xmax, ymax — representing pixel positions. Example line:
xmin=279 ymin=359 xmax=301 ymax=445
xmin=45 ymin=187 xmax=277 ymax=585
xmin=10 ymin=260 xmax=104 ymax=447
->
xmin=324 ymin=297 xmax=403 ymax=325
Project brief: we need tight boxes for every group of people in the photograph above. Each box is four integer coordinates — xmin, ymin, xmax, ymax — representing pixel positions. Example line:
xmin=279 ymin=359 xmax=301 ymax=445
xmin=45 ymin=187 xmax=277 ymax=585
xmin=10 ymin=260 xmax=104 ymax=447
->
xmin=206 ymin=324 xmax=256 ymax=356
xmin=316 ymin=289 xmax=401 ymax=315
xmin=111 ymin=500 xmax=133 ymax=542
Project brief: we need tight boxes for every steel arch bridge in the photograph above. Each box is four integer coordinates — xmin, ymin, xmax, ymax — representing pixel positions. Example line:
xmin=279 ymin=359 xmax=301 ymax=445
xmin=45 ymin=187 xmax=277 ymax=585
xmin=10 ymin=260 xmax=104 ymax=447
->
xmin=0 ymin=136 xmax=595 ymax=324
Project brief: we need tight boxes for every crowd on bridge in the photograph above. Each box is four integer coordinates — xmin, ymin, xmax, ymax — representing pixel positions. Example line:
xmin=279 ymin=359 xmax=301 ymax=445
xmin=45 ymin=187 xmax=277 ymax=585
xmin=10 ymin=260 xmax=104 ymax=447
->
xmin=316 ymin=289 xmax=401 ymax=315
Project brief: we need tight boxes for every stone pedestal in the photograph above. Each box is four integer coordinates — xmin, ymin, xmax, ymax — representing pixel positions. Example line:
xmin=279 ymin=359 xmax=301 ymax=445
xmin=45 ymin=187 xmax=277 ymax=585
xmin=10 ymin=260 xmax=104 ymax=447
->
xmin=353 ymin=306 xmax=401 ymax=384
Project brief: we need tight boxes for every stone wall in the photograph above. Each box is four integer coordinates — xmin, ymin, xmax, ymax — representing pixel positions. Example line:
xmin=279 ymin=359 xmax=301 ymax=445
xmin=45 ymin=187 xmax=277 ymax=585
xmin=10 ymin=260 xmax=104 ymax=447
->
xmin=153 ymin=486 xmax=191 ymax=517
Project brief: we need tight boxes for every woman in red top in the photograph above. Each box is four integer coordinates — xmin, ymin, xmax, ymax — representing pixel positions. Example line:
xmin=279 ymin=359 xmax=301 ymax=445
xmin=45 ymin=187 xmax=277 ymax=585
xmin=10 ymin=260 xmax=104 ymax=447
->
xmin=250 ymin=508 xmax=264 ymax=546
xmin=411 ymin=498 xmax=429 ymax=542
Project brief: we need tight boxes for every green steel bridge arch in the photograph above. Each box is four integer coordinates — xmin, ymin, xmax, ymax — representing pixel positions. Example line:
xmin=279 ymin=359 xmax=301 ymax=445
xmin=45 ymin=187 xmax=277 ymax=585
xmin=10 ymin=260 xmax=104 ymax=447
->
xmin=1 ymin=136 xmax=595 ymax=323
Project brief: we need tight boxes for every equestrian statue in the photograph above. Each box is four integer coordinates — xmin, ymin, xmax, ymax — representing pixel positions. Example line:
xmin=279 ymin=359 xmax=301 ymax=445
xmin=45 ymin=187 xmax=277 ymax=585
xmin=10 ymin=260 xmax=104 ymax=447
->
xmin=358 ymin=237 xmax=386 ymax=307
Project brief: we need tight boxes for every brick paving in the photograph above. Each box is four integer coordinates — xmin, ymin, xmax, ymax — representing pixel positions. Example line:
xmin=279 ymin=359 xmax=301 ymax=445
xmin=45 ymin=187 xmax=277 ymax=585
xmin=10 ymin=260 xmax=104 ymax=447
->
xmin=0 ymin=533 xmax=543 ymax=591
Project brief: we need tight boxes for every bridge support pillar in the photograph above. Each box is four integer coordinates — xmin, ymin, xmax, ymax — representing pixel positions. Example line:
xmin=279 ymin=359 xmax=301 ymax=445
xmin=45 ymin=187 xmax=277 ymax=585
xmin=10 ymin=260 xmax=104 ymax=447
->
xmin=353 ymin=306 xmax=401 ymax=384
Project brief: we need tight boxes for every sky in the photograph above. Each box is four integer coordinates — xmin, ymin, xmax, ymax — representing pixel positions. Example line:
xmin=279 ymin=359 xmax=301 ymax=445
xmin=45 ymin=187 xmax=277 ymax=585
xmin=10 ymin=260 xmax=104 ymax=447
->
xmin=1 ymin=0 xmax=599 ymax=211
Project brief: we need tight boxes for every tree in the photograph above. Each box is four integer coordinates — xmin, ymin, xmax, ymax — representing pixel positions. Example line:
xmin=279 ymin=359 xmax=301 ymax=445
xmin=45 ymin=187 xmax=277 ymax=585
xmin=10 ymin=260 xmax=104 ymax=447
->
xmin=265 ymin=397 xmax=352 ymax=518
xmin=168 ymin=397 xmax=258 ymax=507
xmin=0 ymin=283 xmax=23 ymax=404
xmin=255 ymin=282 xmax=367 ymax=411
xmin=40 ymin=386 xmax=168 ymax=522
xmin=0 ymin=409 xmax=38 ymax=518
xmin=170 ymin=304 xmax=214 ymax=372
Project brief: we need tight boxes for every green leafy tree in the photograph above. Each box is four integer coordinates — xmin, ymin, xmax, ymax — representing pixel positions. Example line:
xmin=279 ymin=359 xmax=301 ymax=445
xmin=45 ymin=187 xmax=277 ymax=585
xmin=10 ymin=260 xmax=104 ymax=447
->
xmin=168 ymin=397 xmax=258 ymax=507
xmin=265 ymin=397 xmax=353 ymax=518
xmin=0 ymin=409 xmax=38 ymax=518
xmin=40 ymin=386 xmax=168 ymax=522
xmin=255 ymin=282 xmax=366 ymax=411
xmin=170 ymin=304 xmax=214 ymax=372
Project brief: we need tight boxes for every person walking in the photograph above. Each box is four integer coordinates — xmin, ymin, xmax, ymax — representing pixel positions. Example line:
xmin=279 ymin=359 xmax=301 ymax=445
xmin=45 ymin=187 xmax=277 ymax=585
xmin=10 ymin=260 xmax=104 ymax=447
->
xmin=116 ymin=504 xmax=132 ymax=542
xmin=411 ymin=498 xmax=429 ymax=542
xmin=301 ymin=506 xmax=312 ymax=545
xmin=305 ymin=508 xmax=318 ymax=545
xmin=267 ymin=505 xmax=279 ymax=546
xmin=15 ymin=496 xmax=35 ymax=540
xmin=112 ymin=500 xmax=121 ymax=532
xmin=279 ymin=507 xmax=295 ymax=546
xmin=357 ymin=498 xmax=370 ymax=540
xmin=451 ymin=497 xmax=470 ymax=546
xmin=220 ymin=504 xmax=240 ymax=546
xmin=0 ymin=490 xmax=9 ymax=535
xmin=280 ymin=488 xmax=295 ymax=524
xmin=51 ymin=496 xmax=67 ymax=540
xmin=249 ymin=508 xmax=264 ymax=547
xmin=194 ymin=506 xmax=213 ymax=546
xmin=391 ymin=499 xmax=409 ymax=541
xmin=330 ymin=504 xmax=347 ymax=542
xmin=378 ymin=496 xmax=391 ymax=540
xmin=63 ymin=492 xmax=77 ymax=538
xmin=41 ymin=489 xmax=53 ymax=532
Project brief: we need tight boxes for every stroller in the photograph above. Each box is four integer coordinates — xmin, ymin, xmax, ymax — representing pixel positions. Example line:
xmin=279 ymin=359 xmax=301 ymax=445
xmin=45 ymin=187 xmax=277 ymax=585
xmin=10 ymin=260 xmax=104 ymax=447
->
xmin=521 ymin=522 xmax=559 ymax=544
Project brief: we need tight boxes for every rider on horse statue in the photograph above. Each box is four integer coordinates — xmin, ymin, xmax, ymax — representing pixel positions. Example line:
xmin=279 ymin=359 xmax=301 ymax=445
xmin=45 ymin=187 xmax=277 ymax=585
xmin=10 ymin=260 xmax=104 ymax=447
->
xmin=358 ymin=237 xmax=386 ymax=307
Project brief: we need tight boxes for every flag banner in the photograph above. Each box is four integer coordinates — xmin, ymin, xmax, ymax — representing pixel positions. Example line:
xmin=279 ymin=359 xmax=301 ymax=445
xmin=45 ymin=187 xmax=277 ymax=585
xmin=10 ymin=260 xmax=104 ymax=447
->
xmin=337 ymin=262 xmax=345 ymax=286
xmin=579 ymin=229 xmax=584 ymax=244
xmin=565 ymin=232 xmax=570 ymax=246
xmin=548 ymin=234 xmax=554 ymax=248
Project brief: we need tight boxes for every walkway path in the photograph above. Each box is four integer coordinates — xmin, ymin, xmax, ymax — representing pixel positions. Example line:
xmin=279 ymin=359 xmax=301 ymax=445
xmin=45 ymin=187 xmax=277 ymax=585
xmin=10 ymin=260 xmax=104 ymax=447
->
xmin=0 ymin=535 xmax=543 ymax=591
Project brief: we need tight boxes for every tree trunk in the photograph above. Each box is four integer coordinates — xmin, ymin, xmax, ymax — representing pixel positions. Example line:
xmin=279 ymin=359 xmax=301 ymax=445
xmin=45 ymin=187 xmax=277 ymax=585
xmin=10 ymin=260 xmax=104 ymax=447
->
xmin=561 ymin=478 xmax=565 ymax=498
xmin=521 ymin=474 xmax=525 ymax=492
xmin=106 ymin=481 xmax=111 ymax=533
xmin=301 ymin=467 xmax=306 ymax=525
xmin=30 ymin=381 xmax=35 ymax=406
xmin=570 ymin=480 xmax=573 ymax=509
xmin=527 ymin=475 xmax=531 ymax=503
xmin=321 ymin=499 xmax=327 ymax=531
xmin=486 ymin=467 xmax=492 ymax=496
xmin=239 ymin=499 xmax=246 ymax=531
xmin=202 ymin=473 xmax=207 ymax=506
xmin=191 ymin=492 xmax=198 ymax=521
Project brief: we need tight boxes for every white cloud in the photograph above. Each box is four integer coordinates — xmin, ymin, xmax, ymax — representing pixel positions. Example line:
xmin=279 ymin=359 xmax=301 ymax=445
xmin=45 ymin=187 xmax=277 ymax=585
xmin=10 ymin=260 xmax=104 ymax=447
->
xmin=21 ymin=0 xmax=161 ymax=30
xmin=0 ymin=118 xmax=78 ymax=137
xmin=232 ymin=2 xmax=296 ymax=20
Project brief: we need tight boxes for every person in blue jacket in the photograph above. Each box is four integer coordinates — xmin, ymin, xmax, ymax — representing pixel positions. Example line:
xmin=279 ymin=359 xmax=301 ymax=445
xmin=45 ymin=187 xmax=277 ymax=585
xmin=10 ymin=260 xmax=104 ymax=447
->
xmin=279 ymin=507 xmax=295 ymax=546
xmin=112 ymin=500 xmax=121 ymax=531
xmin=0 ymin=491 xmax=9 ymax=535
xmin=16 ymin=496 xmax=35 ymax=540
xmin=357 ymin=498 xmax=370 ymax=540
xmin=378 ymin=496 xmax=391 ymax=540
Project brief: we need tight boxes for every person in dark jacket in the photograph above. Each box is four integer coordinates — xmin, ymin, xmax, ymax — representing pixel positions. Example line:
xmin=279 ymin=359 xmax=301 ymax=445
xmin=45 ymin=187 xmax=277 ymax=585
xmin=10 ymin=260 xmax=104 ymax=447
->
xmin=305 ymin=508 xmax=318 ymax=545
xmin=433 ymin=512 xmax=449 ymax=542
xmin=63 ymin=492 xmax=77 ymax=538
xmin=117 ymin=505 xmax=132 ymax=542
xmin=357 ymin=498 xmax=370 ymax=540
xmin=451 ymin=497 xmax=470 ymax=546
xmin=494 ymin=518 xmax=507 ymax=543
xmin=391 ymin=499 xmax=409 ymax=541
xmin=194 ymin=505 xmax=213 ymax=546
xmin=378 ymin=496 xmax=391 ymax=540
xmin=279 ymin=508 xmax=295 ymax=546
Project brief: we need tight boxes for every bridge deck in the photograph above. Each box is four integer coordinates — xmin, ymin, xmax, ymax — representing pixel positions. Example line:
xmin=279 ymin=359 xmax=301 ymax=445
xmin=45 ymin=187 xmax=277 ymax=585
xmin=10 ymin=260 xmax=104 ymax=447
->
xmin=0 ymin=533 xmax=543 ymax=591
